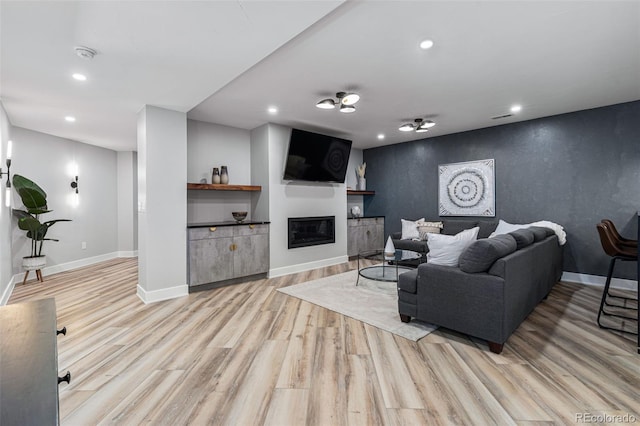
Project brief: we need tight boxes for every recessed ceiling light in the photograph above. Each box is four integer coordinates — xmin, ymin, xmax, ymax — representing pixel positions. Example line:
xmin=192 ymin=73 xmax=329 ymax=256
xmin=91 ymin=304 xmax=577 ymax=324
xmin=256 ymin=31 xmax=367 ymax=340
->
xmin=510 ymin=104 xmax=522 ymax=113
xmin=267 ymin=106 xmax=278 ymax=114
xmin=377 ymin=134 xmax=385 ymax=140
xmin=72 ymin=73 xmax=87 ymax=81
xmin=65 ymin=116 xmax=76 ymax=122
xmin=419 ymin=39 xmax=434 ymax=50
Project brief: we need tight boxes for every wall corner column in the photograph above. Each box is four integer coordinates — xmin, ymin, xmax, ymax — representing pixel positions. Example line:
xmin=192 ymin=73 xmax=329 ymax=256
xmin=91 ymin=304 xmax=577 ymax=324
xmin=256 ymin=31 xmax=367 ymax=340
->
xmin=137 ymin=106 xmax=188 ymax=303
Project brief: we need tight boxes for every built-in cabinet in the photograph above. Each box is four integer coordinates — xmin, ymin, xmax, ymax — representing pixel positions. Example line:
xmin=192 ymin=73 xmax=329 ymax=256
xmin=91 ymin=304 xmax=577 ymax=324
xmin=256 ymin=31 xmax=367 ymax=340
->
xmin=188 ymin=223 xmax=269 ymax=290
xmin=347 ymin=217 xmax=384 ymax=257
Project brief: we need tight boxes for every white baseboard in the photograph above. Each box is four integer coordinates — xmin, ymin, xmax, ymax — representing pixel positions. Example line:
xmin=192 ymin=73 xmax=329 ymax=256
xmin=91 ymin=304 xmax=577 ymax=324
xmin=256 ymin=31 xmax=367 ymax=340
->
xmin=0 ymin=276 xmax=16 ymax=306
xmin=137 ymin=284 xmax=189 ymax=304
xmin=561 ymin=271 xmax=638 ymax=291
xmin=117 ymin=250 xmax=138 ymax=258
xmin=269 ymin=255 xmax=349 ymax=278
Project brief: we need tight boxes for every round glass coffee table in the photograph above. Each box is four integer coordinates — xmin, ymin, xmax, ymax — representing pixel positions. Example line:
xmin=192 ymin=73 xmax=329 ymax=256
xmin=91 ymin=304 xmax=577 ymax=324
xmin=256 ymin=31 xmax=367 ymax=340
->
xmin=356 ymin=248 xmax=424 ymax=285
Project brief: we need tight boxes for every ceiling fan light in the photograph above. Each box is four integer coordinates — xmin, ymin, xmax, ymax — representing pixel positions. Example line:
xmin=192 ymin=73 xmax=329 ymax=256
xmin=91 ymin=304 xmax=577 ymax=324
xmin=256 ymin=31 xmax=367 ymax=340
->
xmin=418 ymin=120 xmax=436 ymax=129
xmin=341 ymin=93 xmax=360 ymax=105
xmin=340 ymin=104 xmax=356 ymax=113
xmin=415 ymin=127 xmax=429 ymax=133
xmin=399 ymin=123 xmax=414 ymax=132
xmin=316 ymin=99 xmax=336 ymax=109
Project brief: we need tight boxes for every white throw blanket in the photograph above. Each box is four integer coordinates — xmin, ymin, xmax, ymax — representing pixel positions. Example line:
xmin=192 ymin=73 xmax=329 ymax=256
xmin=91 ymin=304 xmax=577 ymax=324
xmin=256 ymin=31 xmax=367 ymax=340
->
xmin=490 ymin=219 xmax=567 ymax=245
xmin=527 ymin=220 xmax=567 ymax=245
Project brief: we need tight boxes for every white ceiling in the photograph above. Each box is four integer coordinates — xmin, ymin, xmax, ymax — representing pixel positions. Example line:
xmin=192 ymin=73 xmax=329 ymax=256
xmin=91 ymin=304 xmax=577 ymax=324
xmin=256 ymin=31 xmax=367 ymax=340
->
xmin=2 ymin=1 xmax=639 ymax=151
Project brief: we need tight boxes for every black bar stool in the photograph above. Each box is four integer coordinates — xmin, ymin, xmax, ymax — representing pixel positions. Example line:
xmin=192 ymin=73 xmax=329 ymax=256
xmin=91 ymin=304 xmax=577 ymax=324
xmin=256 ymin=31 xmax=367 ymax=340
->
xmin=595 ymin=222 xmax=638 ymax=335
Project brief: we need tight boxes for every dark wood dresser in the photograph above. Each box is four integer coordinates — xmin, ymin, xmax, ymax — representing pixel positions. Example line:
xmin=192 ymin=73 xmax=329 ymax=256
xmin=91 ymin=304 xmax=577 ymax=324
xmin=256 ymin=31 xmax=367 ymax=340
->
xmin=0 ymin=298 xmax=69 ymax=425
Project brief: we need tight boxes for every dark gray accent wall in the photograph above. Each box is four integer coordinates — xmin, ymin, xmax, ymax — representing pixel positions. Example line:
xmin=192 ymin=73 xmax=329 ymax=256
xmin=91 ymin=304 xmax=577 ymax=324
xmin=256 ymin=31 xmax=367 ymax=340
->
xmin=364 ymin=101 xmax=640 ymax=279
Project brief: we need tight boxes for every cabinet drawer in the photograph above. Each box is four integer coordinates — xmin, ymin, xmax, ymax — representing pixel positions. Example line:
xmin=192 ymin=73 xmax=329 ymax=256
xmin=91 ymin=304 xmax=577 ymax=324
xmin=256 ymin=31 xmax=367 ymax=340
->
xmin=234 ymin=224 xmax=269 ymax=237
xmin=188 ymin=226 xmax=234 ymax=241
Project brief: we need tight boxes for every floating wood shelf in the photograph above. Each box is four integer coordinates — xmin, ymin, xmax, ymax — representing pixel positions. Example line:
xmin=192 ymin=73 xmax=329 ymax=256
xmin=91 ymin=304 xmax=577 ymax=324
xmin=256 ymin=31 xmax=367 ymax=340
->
xmin=347 ymin=190 xmax=375 ymax=195
xmin=187 ymin=183 xmax=262 ymax=191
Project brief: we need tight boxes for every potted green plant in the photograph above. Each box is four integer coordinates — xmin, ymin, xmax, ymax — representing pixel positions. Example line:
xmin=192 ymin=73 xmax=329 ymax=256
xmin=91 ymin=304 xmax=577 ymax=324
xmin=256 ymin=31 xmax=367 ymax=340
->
xmin=12 ymin=174 xmax=71 ymax=271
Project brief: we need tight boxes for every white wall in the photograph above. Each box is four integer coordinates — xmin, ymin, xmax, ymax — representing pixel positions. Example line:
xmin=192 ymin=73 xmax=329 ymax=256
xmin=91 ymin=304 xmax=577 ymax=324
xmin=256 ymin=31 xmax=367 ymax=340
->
xmin=187 ymin=119 xmax=257 ymax=223
xmin=250 ymin=125 xmax=270 ymax=221
xmin=137 ymin=106 xmax=187 ymax=302
xmin=346 ymin=148 xmax=363 ymax=191
xmin=186 ymin=119 xmax=251 ymax=184
xmin=346 ymin=148 xmax=364 ymax=217
xmin=117 ymin=151 xmax=137 ymax=254
xmin=9 ymin=127 xmax=118 ymax=275
xmin=265 ymin=124 xmax=348 ymax=276
xmin=0 ymin=102 xmax=13 ymax=304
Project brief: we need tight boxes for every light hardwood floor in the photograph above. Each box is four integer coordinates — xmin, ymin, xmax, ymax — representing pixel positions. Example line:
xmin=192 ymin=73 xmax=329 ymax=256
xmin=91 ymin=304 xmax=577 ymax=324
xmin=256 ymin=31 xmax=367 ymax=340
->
xmin=8 ymin=258 xmax=639 ymax=425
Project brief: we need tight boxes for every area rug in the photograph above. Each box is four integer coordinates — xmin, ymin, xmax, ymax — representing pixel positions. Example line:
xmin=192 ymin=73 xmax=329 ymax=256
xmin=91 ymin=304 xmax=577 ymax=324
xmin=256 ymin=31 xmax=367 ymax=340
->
xmin=277 ymin=270 xmax=437 ymax=341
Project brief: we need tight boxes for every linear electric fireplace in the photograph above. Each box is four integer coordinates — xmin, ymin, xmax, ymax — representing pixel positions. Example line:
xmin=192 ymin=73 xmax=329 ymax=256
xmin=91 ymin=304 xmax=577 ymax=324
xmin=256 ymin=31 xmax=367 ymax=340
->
xmin=288 ymin=216 xmax=335 ymax=249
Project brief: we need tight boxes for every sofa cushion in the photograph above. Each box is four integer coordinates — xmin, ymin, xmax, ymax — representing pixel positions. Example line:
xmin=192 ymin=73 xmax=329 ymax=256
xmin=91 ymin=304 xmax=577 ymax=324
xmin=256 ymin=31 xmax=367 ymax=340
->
xmin=509 ymin=229 xmax=535 ymax=249
xmin=401 ymin=218 xmax=425 ymax=240
xmin=442 ymin=220 xmax=479 ymax=236
xmin=527 ymin=226 xmax=555 ymax=241
xmin=427 ymin=227 xmax=479 ymax=266
xmin=459 ymin=234 xmax=517 ymax=273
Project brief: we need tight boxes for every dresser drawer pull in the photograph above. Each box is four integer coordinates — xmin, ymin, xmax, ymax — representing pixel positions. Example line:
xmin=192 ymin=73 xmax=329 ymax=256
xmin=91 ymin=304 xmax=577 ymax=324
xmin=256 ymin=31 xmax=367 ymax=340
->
xmin=58 ymin=371 xmax=71 ymax=385
xmin=230 ymin=243 xmax=237 ymax=251
xmin=249 ymin=224 xmax=255 ymax=229
xmin=57 ymin=326 xmax=67 ymax=336
xmin=209 ymin=227 xmax=217 ymax=232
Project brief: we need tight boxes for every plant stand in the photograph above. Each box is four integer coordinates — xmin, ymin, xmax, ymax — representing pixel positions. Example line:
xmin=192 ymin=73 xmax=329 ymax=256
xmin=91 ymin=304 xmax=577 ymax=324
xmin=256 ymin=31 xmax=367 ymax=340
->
xmin=22 ymin=269 xmax=44 ymax=285
xmin=22 ymin=256 xmax=46 ymax=285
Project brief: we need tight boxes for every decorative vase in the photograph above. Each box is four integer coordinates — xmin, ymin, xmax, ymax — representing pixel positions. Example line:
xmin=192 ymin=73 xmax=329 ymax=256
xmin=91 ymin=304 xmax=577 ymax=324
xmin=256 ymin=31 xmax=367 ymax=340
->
xmin=384 ymin=236 xmax=395 ymax=260
xmin=357 ymin=177 xmax=366 ymax=191
xmin=220 ymin=166 xmax=229 ymax=184
xmin=212 ymin=167 xmax=221 ymax=184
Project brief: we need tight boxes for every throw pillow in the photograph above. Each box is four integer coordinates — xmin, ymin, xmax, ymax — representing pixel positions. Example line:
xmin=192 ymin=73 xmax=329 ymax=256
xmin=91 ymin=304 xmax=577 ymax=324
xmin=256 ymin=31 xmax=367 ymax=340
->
xmin=459 ymin=234 xmax=517 ymax=273
xmin=489 ymin=219 xmax=527 ymax=237
xmin=401 ymin=218 xmax=425 ymax=240
xmin=418 ymin=221 xmax=443 ymax=240
xmin=427 ymin=227 xmax=479 ymax=266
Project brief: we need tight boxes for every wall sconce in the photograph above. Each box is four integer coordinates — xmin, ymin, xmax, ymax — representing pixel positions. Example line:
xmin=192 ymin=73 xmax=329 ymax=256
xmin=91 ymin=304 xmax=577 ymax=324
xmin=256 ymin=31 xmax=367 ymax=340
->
xmin=0 ymin=140 xmax=12 ymax=207
xmin=70 ymin=176 xmax=78 ymax=194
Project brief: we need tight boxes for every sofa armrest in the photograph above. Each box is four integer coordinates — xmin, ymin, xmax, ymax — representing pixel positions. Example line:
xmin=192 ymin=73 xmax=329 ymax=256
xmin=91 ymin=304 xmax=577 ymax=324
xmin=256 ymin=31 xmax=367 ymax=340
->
xmin=415 ymin=263 xmax=508 ymax=343
xmin=391 ymin=231 xmax=402 ymax=239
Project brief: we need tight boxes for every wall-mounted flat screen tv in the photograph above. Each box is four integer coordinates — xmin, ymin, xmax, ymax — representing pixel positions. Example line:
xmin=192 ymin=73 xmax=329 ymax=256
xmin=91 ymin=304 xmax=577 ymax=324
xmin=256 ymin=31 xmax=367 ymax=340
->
xmin=283 ymin=128 xmax=352 ymax=183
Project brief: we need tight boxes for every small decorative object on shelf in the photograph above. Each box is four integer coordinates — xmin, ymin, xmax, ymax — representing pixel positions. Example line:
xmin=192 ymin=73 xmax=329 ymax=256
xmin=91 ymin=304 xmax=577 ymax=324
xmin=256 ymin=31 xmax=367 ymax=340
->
xmin=212 ymin=167 xmax=221 ymax=184
xmin=356 ymin=163 xmax=366 ymax=191
xmin=384 ymin=236 xmax=395 ymax=260
xmin=350 ymin=206 xmax=361 ymax=218
xmin=232 ymin=211 xmax=247 ymax=223
xmin=220 ymin=166 xmax=229 ymax=184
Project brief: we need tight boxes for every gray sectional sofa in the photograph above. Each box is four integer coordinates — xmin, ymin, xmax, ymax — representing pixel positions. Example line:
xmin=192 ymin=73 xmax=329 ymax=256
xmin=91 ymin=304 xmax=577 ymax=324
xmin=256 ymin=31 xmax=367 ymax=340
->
xmin=397 ymin=225 xmax=563 ymax=353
